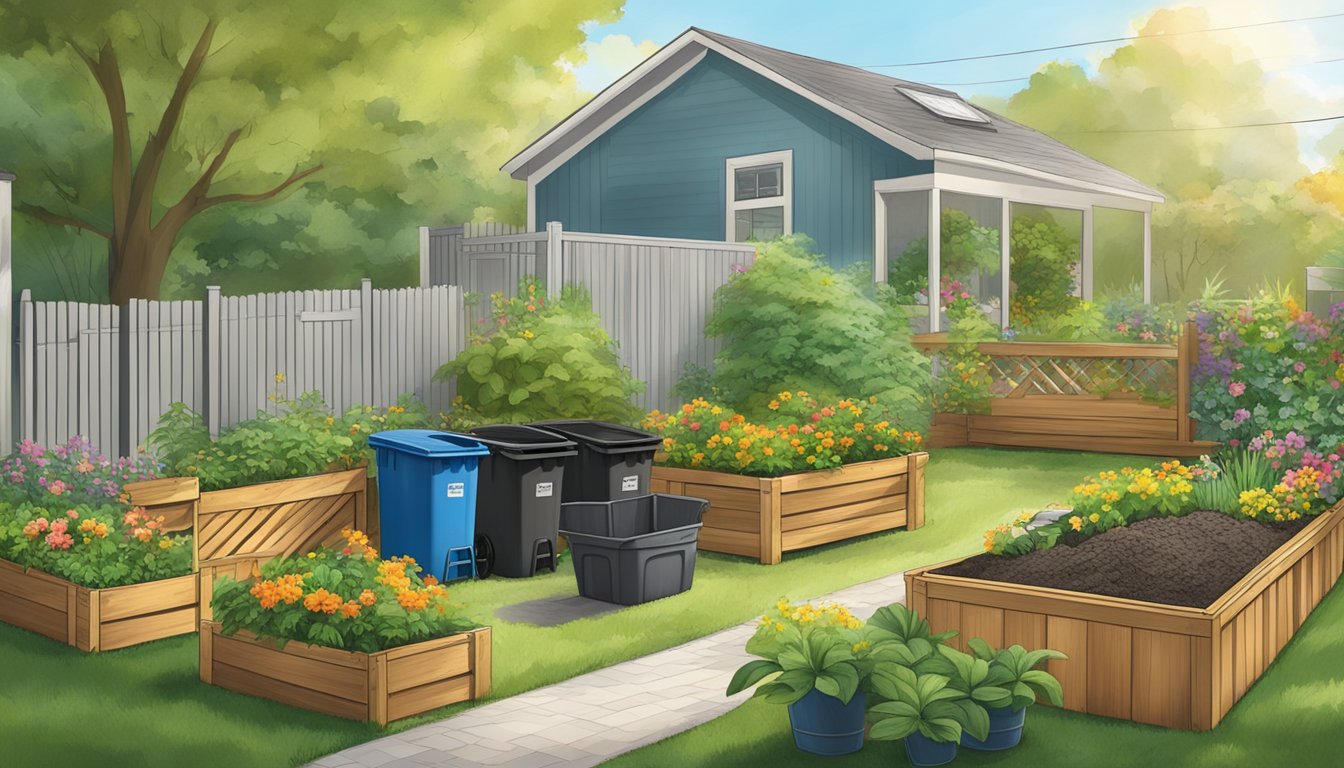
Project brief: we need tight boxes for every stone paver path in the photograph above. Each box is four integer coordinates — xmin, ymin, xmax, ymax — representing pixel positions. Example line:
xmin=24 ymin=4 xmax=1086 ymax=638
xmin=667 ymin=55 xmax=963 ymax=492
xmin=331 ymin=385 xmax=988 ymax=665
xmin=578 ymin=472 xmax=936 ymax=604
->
xmin=308 ymin=572 xmax=906 ymax=768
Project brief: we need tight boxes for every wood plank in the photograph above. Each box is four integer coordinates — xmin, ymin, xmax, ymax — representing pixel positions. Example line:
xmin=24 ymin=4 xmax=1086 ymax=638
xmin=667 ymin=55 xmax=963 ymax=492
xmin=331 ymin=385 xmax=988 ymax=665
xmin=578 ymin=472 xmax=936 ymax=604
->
xmin=1003 ymin=610 xmax=1046 ymax=650
xmin=368 ymin=653 xmax=388 ymax=725
xmin=200 ymin=620 xmax=214 ymax=684
xmin=1218 ymin=617 xmax=1235 ymax=717
xmin=967 ymin=428 xmax=1219 ymax=458
xmin=99 ymin=574 xmax=197 ymax=621
xmin=1209 ymin=506 xmax=1343 ymax=619
xmin=123 ymin=477 xmax=201 ymax=507
xmin=696 ymin=527 xmax=760 ymax=559
xmin=216 ymin=624 xmax=369 ymax=669
xmin=990 ymin=395 xmax=1178 ymax=421
xmin=1191 ymin=635 xmax=1213 ymax=731
xmin=1046 ymin=616 xmax=1088 ymax=712
xmin=385 ymin=674 xmax=473 ymax=722
xmin=0 ymin=559 xmax=70 ymax=610
xmin=683 ymin=484 xmax=760 ymax=513
xmin=969 ymin=414 xmax=1177 ymax=440
xmin=700 ymin=506 xmax=760 ymax=534
xmin=926 ymin=598 xmax=961 ymax=651
xmin=0 ymin=589 xmax=68 ymax=642
xmin=75 ymin=589 xmax=92 ymax=651
xmin=212 ymin=659 xmax=368 ymax=720
xmin=386 ymin=644 xmax=471 ymax=693
xmin=781 ymin=475 xmax=907 ymax=515
xmin=759 ymin=479 xmax=781 ymax=566
xmin=380 ymin=631 xmax=472 ymax=661
xmin=212 ymin=631 xmax=369 ymax=702
xmin=1131 ymin=628 xmax=1192 ymax=729
xmin=471 ymin=627 xmax=491 ymax=699
xmin=913 ymin=336 xmax=1178 ymax=359
xmin=650 ymin=465 xmax=760 ymax=490
xmin=908 ymin=454 xmax=927 ymax=530
xmin=960 ymin=604 xmax=1004 ymax=650
xmin=199 ymin=467 xmax=367 ymax=513
xmin=781 ymin=509 xmax=906 ymax=551
xmin=99 ymin=606 xmax=197 ymax=650
xmin=1087 ymin=622 xmax=1132 ymax=720
xmin=777 ymin=456 xmax=909 ymax=493
xmin=780 ymin=496 xmax=907 ymax=532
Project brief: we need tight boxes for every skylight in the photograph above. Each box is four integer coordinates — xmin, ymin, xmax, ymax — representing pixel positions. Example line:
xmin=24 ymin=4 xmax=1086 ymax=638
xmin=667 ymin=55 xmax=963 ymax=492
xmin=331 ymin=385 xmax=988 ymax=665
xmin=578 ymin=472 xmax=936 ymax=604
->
xmin=897 ymin=87 xmax=990 ymax=124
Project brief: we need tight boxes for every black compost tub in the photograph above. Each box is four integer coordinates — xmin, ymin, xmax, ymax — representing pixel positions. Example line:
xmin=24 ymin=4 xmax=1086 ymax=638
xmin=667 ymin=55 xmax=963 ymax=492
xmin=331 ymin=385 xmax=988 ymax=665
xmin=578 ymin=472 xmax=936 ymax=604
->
xmin=559 ymin=494 xmax=708 ymax=605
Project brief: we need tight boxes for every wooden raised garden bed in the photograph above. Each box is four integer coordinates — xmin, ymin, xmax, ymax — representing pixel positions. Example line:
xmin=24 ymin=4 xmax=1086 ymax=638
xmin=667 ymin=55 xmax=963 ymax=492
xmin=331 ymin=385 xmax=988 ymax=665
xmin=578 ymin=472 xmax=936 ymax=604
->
xmin=651 ymin=453 xmax=927 ymax=565
xmin=905 ymin=500 xmax=1344 ymax=730
xmin=0 ymin=561 xmax=198 ymax=651
xmin=200 ymin=620 xmax=491 ymax=725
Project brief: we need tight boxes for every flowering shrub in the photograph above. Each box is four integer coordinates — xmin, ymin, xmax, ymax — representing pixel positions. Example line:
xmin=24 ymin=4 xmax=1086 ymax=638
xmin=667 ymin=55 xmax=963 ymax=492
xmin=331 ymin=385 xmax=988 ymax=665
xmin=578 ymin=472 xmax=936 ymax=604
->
xmin=1230 ymin=430 xmax=1342 ymax=521
xmin=0 ymin=500 xmax=192 ymax=588
xmin=644 ymin=393 xmax=923 ymax=476
xmin=1191 ymin=292 xmax=1344 ymax=449
xmin=934 ymin=283 xmax=996 ymax=414
xmin=888 ymin=210 xmax=1001 ymax=304
xmin=983 ymin=461 xmax=1199 ymax=556
xmin=148 ymin=390 xmax=428 ymax=491
xmin=436 ymin=279 xmax=644 ymax=425
xmin=211 ymin=529 xmax=475 ymax=653
xmin=702 ymin=235 xmax=930 ymax=428
xmin=0 ymin=437 xmax=157 ymax=507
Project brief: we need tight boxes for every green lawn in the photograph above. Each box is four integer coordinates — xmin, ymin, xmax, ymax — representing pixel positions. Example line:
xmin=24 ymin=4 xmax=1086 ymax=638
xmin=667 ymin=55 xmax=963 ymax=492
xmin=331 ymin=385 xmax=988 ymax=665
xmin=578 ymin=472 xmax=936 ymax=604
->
xmin=606 ymin=581 xmax=1344 ymax=768
xmin=0 ymin=448 xmax=1141 ymax=768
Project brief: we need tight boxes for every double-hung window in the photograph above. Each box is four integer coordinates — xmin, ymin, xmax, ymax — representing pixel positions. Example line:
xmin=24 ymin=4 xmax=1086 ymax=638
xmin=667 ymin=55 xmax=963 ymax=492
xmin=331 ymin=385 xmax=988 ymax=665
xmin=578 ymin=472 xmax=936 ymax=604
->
xmin=726 ymin=150 xmax=792 ymax=243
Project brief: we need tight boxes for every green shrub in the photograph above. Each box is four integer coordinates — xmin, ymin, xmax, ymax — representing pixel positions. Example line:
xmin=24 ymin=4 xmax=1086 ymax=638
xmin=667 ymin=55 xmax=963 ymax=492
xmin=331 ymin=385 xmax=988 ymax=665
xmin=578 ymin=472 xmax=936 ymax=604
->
xmin=1010 ymin=214 xmax=1082 ymax=328
xmin=147 ymin=392 xmax=429 ymax=491
xmin=436 ymin=279 xmax=644 ymax=425
xmin=704 ymin=236 xmax=930 ymax=428
xmin=889 ymin=210 xmax=1001 ymax=303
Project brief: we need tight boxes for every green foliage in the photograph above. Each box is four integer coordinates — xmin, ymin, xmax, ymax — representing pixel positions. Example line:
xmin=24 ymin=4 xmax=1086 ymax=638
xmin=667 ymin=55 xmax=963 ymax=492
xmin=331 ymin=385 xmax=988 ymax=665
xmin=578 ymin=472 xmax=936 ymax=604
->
xmin=866 ymin=666 xmax=984 ymax=744
xmin=889 ymin=210 xmax=1001 ymax=303
xmin=147 ymin=391 xmax=429 ymax=491
xmin=1192 ymin=450 xmax=1279 ymax=516
xmin=725 ymin=601 xmax=874 ymax=706
xmin=934 ymin=292 xmax=997 ymax=414
xmin=436 ymin=279 xmax=644 ymax=425
xmin=211 ymin=531 xmax=476 ymax=653
xmin=1010 ymin=213 xmax=1081 ymax=328
xmin=0 ymin=500 xmax=192 ymax=589
xmin=963 ymin=639 xmax=1067 ymax=711
xmin=704 ymin=236 xmax=930 ymax=428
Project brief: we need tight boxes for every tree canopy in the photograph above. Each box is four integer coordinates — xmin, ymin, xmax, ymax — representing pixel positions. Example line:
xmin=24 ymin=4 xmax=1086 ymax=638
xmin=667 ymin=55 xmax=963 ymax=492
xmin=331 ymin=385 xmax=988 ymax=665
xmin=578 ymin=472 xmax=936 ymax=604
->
xmin=0 ymin=0 xmax=623 ymax=299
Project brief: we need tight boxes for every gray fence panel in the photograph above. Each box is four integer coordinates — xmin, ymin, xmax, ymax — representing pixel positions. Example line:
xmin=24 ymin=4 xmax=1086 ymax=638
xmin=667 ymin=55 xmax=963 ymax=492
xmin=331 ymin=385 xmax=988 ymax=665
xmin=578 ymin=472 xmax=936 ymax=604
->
xmin=125 ymin=298 xmax=203 ymax=450
xmin=20 ymin=295 xmax=121 ymax=454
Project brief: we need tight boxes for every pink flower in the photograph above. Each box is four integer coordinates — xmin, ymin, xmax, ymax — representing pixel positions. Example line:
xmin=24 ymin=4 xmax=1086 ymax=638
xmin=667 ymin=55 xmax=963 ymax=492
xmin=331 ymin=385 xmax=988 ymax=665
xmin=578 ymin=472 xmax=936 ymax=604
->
xmin=49 ymin=519 xmax=68 ymax=535
xmin=1229 ymin=439 xmax=1242 ymax=447
xmin=1293 ymin=361 xmax=1307 ymax=374
xmin=48 ymin=479 xmax=66 ymax=496
xmin=1228 ymin=382 xmax=1246 ymax=397
xmin=1233 ymin=408 xmax=1251 ymax=424
xmin=689 ymin=422 xmax=701 ymax=431
xmin=45 ymin=531 xmax=73 ymax=550
xmin=65 ymin=509 xmax=79 ymax=519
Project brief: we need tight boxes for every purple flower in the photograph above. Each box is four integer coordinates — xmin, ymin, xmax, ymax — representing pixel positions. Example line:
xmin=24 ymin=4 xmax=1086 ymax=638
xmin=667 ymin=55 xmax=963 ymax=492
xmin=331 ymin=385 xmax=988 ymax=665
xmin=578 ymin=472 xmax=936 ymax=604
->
xmin=1233 ymin=408 xmax=1251 ymax=424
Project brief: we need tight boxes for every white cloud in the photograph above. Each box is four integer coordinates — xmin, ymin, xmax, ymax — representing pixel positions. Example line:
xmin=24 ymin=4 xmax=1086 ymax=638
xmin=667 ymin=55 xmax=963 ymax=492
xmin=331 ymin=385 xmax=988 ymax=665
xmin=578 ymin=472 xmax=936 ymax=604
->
xmin=569 ymin=34 xmax=661 ymax=94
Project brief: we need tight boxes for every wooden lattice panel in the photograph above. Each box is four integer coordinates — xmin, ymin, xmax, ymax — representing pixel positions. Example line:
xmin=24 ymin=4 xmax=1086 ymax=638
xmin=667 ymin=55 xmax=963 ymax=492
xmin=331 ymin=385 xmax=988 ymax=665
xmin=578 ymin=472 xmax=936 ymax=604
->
xmin=986 ymin=355 xmax=1177 ymax=398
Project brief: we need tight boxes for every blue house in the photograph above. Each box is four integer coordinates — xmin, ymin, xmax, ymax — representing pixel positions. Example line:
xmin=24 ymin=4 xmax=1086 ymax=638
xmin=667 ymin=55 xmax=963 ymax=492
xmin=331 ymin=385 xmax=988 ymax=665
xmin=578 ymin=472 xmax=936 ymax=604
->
xmin=503 ymin=28 xmax=1163 ymax=331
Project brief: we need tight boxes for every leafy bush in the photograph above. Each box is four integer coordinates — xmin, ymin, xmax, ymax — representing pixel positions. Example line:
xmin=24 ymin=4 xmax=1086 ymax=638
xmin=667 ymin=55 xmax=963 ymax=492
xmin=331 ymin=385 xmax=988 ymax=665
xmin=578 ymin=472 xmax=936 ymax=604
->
xmin=703 ymin=236 xmax=930 ymax=427
xmin=1009 ymin=214 xmax=1081 ymax=328
xmin=148 ymin=391 xmax=429 ymax=492
xmin=644 ymin=392 xmax=924 ymax=476
xmin=0 ymin=500 xmax=192 ymax=588
xmin=436 ymin=279 xmax=644 ymax=426
xmin=933 ymin=284 xmax=997 ymax=414
xmin=888 ymin=210 xmax=1001 ymax=303
xmin=725 ymin=600 xmax=877 ymax=706
xmin=1191 ymin=292 xmax=1344 ymax=450
xmin=0 ymin=437 xmax=157 ymax=506
xmin=211 ymin=529 xmax=475 ymax=653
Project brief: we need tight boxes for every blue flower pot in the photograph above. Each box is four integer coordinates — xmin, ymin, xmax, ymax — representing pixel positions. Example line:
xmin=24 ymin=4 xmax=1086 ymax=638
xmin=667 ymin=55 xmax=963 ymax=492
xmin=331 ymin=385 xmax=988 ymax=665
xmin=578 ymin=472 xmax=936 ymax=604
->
xmin=960 ymin=706 xmax=1027 ymax=751
xmin=904 ymin=730 xmax=958 ymax=767
xmin=786 ymin=689 xmax=866 ymax=756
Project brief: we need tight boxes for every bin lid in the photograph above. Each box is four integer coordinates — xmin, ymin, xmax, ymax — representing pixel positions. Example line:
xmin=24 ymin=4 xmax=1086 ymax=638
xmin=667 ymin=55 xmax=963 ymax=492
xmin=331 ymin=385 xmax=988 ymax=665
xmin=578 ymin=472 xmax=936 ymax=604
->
xmin=531 ymin=420 xmax=661 ymax=450
xmin=368 ymin=430 xmax=490 ymax=458
xmin=467 ymin=425 xmax=578 ymax=455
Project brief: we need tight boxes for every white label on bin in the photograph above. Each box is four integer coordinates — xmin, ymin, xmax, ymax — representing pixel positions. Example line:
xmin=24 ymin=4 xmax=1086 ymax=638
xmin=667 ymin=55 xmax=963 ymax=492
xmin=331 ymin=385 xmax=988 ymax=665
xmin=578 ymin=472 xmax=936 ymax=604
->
xmin=621 ymin=475 xmax=640 ymax=492
xmin=535 ymin=481 xmax=553 ymax=498
xmin=446 ymin=482 xmax=465 ymax=498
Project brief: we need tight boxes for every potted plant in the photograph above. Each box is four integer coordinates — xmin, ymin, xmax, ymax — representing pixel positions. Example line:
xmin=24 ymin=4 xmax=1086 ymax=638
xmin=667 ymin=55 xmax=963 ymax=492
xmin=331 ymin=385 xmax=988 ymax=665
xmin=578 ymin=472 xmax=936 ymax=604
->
xmin=956 ymin=640 xmax=1065 ymax=751
xmin=726 ymin=600 xmax=880 ymax=756
xmin=866 ymin=664 xmax=987 ymax=767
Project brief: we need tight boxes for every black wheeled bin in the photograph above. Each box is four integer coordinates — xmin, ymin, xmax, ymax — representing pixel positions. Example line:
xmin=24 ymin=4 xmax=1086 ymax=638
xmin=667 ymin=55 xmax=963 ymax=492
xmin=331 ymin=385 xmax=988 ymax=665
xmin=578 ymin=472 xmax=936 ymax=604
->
xmin=465 ymin=425 xmax=578 ymax=578
xmin=531 ymin=420 xmax=663 ymax=502
xmin=559 ymin=494 xmax=708 ymax=605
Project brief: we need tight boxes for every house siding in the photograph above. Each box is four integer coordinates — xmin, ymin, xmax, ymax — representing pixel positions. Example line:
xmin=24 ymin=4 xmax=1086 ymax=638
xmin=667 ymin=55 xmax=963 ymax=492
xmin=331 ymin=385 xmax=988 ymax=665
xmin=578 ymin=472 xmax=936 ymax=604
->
xmin=533 ymin=52 xmax=931 ymax=270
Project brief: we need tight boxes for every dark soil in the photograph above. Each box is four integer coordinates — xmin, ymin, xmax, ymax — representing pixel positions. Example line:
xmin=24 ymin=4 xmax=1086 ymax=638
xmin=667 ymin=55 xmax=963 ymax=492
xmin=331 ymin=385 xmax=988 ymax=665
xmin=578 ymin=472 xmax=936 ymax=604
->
xmin=935 ymin=510 xmax=1308 ymax=608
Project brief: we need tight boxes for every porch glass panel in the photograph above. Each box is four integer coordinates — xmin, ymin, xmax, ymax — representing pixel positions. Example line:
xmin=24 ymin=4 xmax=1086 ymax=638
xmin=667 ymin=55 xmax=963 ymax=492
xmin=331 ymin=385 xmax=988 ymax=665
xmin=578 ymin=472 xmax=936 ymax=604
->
xmin=882 ymin=189 xmax=931 ymax=332
xmin=1009 ymin=203 xmax=1083 ymax=330
xmin=938 ymin=191 xmax=1003 ymax=330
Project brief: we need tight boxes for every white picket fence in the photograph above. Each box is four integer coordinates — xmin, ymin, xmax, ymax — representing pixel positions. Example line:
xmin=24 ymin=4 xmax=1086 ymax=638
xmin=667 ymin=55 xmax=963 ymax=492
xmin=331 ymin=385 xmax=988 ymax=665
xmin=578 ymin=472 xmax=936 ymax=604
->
xmin=19 ymin=280 xmax=465 ymax=455
xmin=420 ymin=222 xmax=755 ymax=410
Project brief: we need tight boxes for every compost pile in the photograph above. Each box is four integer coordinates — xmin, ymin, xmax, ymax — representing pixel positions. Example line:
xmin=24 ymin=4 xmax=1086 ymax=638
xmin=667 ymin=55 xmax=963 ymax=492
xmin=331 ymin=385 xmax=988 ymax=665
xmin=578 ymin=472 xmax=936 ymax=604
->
xmin=935 ymin=510 xmax=1307 ymax=608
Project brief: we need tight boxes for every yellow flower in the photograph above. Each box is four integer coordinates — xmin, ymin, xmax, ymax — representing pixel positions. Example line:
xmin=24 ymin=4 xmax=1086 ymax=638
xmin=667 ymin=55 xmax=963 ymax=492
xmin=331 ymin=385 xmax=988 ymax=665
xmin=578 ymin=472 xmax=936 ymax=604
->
xmin=273 ymin=372 xmax=285 ymax=384
xmin=159 ymin=539 xmax=173 ymax=550
xmin=1088 ymin=513 xmax=1100 ymax=524
xmin=1069 ymin=516 xmax=1083 ymax=532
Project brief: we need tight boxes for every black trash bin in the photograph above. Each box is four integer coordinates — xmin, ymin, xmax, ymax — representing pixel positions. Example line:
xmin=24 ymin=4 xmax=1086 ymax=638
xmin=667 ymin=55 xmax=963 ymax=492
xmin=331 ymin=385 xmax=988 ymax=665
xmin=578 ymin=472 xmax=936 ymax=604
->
xmin=465 ymin=425 xmax=578 ymax=578
xmin=559 ymin=494 xmax=707 ymax=605
xmin=532 ymin=420 xmax=663 ymax=502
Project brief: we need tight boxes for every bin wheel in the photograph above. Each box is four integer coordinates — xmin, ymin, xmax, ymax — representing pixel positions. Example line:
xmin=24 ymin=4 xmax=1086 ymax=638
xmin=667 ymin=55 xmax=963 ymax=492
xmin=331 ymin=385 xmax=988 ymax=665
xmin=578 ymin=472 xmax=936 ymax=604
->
xmin=475 ymin=534 xmax=495 ymax=579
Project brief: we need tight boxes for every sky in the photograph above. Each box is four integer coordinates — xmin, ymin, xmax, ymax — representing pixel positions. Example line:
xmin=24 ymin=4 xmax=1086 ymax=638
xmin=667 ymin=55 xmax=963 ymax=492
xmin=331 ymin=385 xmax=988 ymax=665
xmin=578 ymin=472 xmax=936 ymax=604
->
xmin=570 ymin=0 xmax=1344 ymax=168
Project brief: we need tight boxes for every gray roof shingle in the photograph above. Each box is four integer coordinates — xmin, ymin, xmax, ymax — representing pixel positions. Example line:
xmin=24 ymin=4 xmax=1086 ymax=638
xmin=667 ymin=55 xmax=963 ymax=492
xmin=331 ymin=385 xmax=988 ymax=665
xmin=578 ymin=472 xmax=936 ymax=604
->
xmin=693 ymin=28 xmax=1160 ymax=199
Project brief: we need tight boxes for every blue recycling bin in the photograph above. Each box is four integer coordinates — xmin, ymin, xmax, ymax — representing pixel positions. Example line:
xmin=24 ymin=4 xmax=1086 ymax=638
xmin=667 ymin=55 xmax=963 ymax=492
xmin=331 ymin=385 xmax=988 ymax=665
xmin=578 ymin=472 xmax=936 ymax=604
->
xmin=369 ymin=430 xmax=490 ymax=582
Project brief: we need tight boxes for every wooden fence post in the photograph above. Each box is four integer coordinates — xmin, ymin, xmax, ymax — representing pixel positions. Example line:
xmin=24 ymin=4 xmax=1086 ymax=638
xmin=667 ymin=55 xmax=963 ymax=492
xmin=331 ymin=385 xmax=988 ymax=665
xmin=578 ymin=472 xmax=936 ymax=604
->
xmin=203 ymin=286 xmax=222 ymax=439
xmin=360 ymin=278 xmax=374 ymax=405
xmin=1177 ymin=319 xmax=1197 ymax=443
xmin=545 ymin=221 xmax=564 ymax=299
xmin=18 ymin=288 xmax=32 ymax=442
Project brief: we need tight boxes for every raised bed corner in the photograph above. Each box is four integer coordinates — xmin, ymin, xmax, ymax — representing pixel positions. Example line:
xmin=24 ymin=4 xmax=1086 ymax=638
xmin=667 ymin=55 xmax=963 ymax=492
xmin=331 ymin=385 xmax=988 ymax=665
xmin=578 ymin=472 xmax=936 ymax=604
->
xmin=651 ymin=452 xmax=927 ymax=564
xmin=905 ymin=500 xmax=1344 ymax=730
xmin=200 ymin=621 xmax=492 ymax=725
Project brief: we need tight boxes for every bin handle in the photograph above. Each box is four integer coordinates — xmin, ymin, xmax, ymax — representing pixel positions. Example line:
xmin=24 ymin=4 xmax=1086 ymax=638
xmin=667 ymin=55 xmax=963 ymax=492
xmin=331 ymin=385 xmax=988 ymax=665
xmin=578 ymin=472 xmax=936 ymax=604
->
xmin=496 ymin=448 xmax=577 ymax=462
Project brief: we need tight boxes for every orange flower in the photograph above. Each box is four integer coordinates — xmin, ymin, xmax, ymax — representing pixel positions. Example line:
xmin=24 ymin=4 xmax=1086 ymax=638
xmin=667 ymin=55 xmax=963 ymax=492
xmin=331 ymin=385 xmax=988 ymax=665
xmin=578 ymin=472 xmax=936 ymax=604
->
xmin=303 ymin=588 xmax=344 ymax=614
xmin=396 ymin=589 xmax=430 ymax=611
xmin=339 ymin=601 xmax=362 ymax=619
xmin=358 ymin=589 xmax=378 ymax=606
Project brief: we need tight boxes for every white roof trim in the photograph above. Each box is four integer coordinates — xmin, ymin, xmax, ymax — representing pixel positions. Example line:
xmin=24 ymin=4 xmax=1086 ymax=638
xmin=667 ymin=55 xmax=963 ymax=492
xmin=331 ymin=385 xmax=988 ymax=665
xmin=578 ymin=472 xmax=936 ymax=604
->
xmin=934 ymin=150 xmax=1164 ymax=204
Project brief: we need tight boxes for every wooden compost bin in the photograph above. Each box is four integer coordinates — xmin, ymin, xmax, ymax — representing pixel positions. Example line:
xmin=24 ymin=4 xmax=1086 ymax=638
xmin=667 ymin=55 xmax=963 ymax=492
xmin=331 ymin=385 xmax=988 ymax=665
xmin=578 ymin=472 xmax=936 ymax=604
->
xmin=195 ymin=466 xmax=369 ymax=620
xmin=651 ymin=453 xmax=927 ymax=565
xmin=0 ymin=477 xmax=202 ymax=651
xmin=200 ymin=621 xmax=491 ymax=725
xmin=905 ymin=500 xmax=1344 ymax=730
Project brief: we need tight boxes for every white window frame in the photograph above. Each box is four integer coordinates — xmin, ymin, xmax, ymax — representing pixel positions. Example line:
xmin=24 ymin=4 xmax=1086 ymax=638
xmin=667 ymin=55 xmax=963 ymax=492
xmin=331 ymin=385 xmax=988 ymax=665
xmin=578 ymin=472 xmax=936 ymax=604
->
xmin=725 ymin=149 xmax=793 ymax=242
